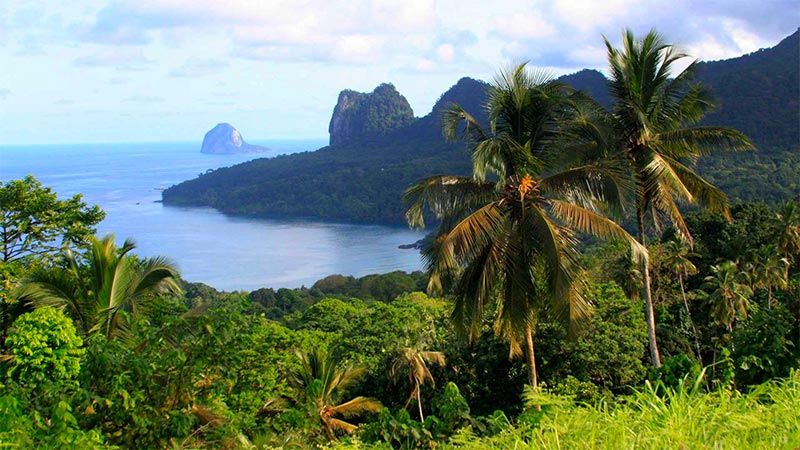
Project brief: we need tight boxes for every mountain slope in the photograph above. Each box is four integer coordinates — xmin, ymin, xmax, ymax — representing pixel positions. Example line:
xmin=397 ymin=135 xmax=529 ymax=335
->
xmin=163 ymin=31 xmax=799 ymax=223
xmin=162 ymin=78 xmax=486 ymax=223
xmin=698 ymin=29 xmax=799 ymax=152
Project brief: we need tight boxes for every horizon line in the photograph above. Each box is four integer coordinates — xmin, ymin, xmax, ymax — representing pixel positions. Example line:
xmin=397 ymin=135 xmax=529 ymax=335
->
xmin=0 ymin=137 xmax=330 ymax=148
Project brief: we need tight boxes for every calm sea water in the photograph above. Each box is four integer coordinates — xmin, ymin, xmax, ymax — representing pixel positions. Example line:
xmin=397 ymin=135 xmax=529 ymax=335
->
xmin=0 ymin=141 xmax=424 ymax=291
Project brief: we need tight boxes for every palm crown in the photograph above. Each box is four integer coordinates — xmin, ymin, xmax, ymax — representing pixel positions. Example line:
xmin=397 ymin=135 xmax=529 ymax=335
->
xmin=17 ymin=235 xmax=181 ymax=343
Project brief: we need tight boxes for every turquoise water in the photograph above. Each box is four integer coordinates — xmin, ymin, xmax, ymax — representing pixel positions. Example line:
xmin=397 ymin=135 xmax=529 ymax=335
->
xmin=0 ymin=141 xmax=425 ymax=291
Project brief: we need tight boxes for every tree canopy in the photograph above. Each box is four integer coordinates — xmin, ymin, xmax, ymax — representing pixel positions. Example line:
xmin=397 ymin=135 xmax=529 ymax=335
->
xmin=0 ymin=176 xmax=104 ymax=264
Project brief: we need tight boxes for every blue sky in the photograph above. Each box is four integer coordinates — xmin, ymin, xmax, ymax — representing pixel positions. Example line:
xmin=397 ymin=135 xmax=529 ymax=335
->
xmin=0 ymin=0 xmax=797 ymax=145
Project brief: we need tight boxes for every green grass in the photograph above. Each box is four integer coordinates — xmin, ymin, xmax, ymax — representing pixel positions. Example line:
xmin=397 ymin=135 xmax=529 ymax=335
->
xmin=330 ymin=371 xmax=800 ymax=450
xmin=442 ymin=371 xmax=800 ymax=450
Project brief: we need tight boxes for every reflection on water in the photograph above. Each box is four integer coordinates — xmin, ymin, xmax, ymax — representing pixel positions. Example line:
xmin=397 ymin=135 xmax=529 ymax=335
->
xmin=0 ymin=141 xmax=424 ymax=291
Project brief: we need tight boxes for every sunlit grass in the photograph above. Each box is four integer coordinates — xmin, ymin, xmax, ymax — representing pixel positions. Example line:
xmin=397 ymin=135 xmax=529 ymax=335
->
xmin=437 ymin=370 xmax=800 ymax=450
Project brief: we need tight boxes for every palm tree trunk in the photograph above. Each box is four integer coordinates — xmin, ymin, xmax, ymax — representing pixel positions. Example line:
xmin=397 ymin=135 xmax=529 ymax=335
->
xmin=524 ymin=325 xmax=538 ymax=389
xmin=416 ymin=386 xmax=424 ymax=422
xmin=638 ymin=209 xmax=661 ymax=367
xmin=679 ymin=274 xmax=703 ymax=365
xmin=768 ymin=286 xmax=772 ymax=309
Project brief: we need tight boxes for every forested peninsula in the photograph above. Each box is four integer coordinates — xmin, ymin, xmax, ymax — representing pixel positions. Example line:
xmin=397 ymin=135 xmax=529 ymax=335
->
xmin=162 ymin=30 xmax=799 ymax=224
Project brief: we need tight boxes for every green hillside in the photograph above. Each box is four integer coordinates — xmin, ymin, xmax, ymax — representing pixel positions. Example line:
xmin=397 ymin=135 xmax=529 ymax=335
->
xmin=163 ymin=31 xmax=799 ymax=223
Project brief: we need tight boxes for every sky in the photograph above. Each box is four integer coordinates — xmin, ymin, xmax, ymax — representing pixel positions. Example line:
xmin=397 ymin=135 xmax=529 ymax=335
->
xmin=0 ymin=0 xmax=797 ymax=146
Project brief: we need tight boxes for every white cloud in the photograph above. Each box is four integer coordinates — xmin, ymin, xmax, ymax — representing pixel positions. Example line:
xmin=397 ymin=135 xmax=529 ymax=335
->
xmin=415 ymin=58 xmax=437 ymax=72
xmin=551 ymin=0 xmax=639 ymax=32
xmin=686 ymin=17 xmax=774 ymax=61
xmin=493 ymin=12 xmax=557 ymax=40
xmin=332 ymin=35 xmax=385 ymax=64
xmin=567 ymin=45 xmax=608 ymax=69
xmin=436 ymin=44 xmax=455 ymax=63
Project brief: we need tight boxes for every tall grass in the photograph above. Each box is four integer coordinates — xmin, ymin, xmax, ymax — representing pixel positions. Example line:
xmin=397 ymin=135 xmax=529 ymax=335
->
xmin=441 ymin=370 xmax=800 ymax=450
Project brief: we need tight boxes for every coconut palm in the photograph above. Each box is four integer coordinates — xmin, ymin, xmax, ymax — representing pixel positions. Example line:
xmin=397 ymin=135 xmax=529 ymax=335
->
xmin=405 ymin=64 xmax=645 ymax=389
xmin=16 ymin=234 xmax=181 ymax=342
xmin=289 ymin=348 xmax=381 ymax=440
xmin=609 ymin=249 xmax=643 ymax=301
xmin=390 ymin=346 xmax=446 ymax=422
xmin=661 ymin=238 xmax=702 ymax=363
xmin=774 ymin=200 xmax=800 ymax=261
xmin=744 ymin=245 xmax=789 ymax=309
xmin=701 ymin=261 xmax=753 ymax=332
xmin=604 ymin=29 xmax=754 ymax=366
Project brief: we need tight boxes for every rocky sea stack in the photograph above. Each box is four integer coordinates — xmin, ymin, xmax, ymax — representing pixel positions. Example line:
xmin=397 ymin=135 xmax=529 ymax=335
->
xmin=201 ymin=123 xmax=270 ymax=154
xmin=328 ymin=83 xmax=414 ymax=146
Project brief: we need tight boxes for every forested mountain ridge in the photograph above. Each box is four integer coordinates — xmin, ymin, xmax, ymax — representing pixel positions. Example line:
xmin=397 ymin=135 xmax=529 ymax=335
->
xmin=697 ymin=29 xmax=799 ymax=152
xmin=162 ymin=30 xmax=799 ymax=223
xmin=693 ymin=30 xmax=800 ymax=204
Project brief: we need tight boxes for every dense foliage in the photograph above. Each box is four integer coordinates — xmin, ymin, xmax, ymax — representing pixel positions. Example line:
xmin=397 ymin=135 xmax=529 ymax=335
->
xmin=0 ymin=195 xmax=798 ymax=447
xmin=0 ymin=176 xmax=105 ymax=264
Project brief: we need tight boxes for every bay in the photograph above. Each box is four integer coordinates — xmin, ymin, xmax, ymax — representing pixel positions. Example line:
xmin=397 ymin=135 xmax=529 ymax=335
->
xmin=0 ymin=141 xmax=425 ymax=291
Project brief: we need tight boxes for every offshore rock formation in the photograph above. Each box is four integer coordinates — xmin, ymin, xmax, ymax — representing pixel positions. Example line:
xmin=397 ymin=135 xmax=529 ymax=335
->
xmin=328 ymin=83 xmax=414 ymax=146
xmin=201 ymin=123 xmax=270 ymax=154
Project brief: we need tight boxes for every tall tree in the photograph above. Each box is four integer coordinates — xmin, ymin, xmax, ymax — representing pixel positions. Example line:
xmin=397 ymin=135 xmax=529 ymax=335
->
xmin=390 ymin=346 xmax=446 ymax=422
xmin=774 ymin=201 xmax=800 ymax=262
xmin=605 ymin=29 xmax=754 ymax=367
xmin=16 ymin=235 xmax=181 ymax=342
xmin=701 ymin=261 xmax=753 ymax=332
xmin=744 ymin=245 xmax=789 ymax=309
xmin=405 ymin=64 xmax=645 ymax=389
xmin=661 ymin=239 xmax=702 ymax=363
xmin=0 ymin=176 xmax=104 ymax=264
xmin=289 ymin=348 xmax=381 ymax=440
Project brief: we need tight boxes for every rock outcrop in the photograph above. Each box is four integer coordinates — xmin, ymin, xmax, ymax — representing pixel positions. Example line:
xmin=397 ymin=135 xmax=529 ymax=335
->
xmin=328 ymin=83 xmax=414 ymax=146
xmin=201 ymin=123 xmax=270 ymax=154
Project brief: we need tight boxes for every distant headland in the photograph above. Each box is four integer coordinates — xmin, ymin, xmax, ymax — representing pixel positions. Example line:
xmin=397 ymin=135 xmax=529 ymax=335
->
xmin=201 ymin=123 xmax=271 ymax=154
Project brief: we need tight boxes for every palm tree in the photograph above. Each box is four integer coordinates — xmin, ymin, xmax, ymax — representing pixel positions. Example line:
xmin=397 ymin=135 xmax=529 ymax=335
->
xmin=608 ymin=249 xmax=642 ymax=301
xmin=701 ymin=261 xmax=753 ymax=332
xmin=774 ymin=201 xmax=800 ymax=261
xmin=289 ymin=348 xmax=381 ymax=440
xmin=405 ymin=64 xmax=645 ymax=389
xmin=744 ymin=245 xmax=789 ymax=309
xmin=390 ymin=347 xmax=445 ymax=422
xmin=661 ymin=239 xmax=702 ymax=363
xmin=16 ymin=234 xmax=181 ymax=342
xmin=604 ymin=29 xmax=754 ymax=367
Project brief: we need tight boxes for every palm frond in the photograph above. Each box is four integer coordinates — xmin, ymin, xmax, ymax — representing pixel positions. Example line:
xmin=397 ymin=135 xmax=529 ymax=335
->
xmin=549 ymin=200 xmax=648 ymax=264
xmin=541 ymin=162 xmax=632 ymax=216
xmin=642 ymin=152 xmax=694 ymax=204
xmin=403 ymin=176 xmax=495 ymax=229
xmin=442 ymin=103 xmax=490 ymax=144
xmin=667 ymin=156 xmax=732 ymax=218
xmin=523 ymin=202 xmax=592 ymax=333
xmin=325 ymin=418 xmax=358 ymax=435
xmin=330 ymin=397 xmax=382 ymax=418
xmin=657 ymin=126 xmax=754 ymax=158
xmin=15 ymin=268 xmax=88 ymax=332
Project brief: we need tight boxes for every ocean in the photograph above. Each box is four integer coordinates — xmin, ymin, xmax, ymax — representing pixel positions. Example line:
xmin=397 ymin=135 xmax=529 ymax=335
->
xmin=0 ymin=140 xmax=425 ymax=291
